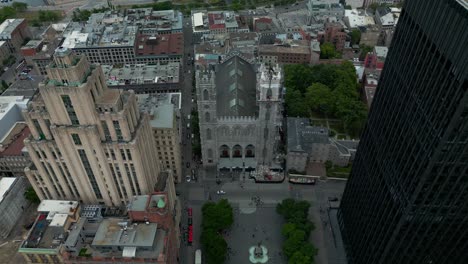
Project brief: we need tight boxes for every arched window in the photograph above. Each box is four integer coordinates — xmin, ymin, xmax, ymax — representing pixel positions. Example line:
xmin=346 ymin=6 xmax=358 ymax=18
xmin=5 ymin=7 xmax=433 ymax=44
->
xmin=206 ymin=128 xmax=212 ymax=140
xmin=245 ymin=145 xmax=255 ymax=158
xmin=205 ymin=112 xmax=210 ymax=122
xmin=203 ymin=89 xmax=209 ymax=100
xmin=233 ymin=145 xmax=242 ymax=158
xmin=219 ymin=145 xmax=230 ymax=158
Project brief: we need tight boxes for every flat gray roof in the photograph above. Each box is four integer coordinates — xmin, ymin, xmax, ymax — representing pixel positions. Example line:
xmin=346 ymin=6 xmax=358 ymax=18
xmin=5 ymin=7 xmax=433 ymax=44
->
xmin=92 ymin=218 xmax=158 ymax=248
xmin=102 ymin=63 xmax=180 ymax=86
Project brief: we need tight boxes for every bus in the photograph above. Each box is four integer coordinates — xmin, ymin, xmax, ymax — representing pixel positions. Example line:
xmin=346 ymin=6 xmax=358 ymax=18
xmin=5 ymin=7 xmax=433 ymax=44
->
xmin=188 ymin=225 xmax=193 ymax=245
xmin=195 ymin=249 xmax=202 ymax=264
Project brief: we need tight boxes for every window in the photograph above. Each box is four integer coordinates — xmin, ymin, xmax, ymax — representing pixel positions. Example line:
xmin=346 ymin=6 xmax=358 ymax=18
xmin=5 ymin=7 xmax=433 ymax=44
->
xmin=101 ymin=121 xmax=111 ymax=141
xmin=71 ymin=134 xmax=82 ymax=145
xmin=126 ymin=149 xmax=132 ymax=160
xmin=78 ymin=149 xmax=102 ymax=199
xmin=32 ymin=119 xmax=44 ymax=139
xmin=113 ymin=120 xmax=123 ymax=141
xmin=61 ymin=95 xmax=79 ymax=125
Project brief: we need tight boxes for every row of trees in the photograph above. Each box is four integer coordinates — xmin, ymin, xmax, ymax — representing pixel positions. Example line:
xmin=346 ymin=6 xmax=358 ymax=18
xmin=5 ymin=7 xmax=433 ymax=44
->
xmin=277 ymin=199 xmax=318 ymax=264
xmin=200 ymin=199 xmax=234 ymax=264
xmin=0 ymin=2 xmax=27 ymax=24
xmin=284 ymin=62 xmax=368 ymax=137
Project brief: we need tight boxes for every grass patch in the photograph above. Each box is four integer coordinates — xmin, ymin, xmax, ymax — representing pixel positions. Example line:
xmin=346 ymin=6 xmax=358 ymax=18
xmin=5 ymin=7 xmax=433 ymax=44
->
xmin=327 ymin=165 xmax=352 ymax=178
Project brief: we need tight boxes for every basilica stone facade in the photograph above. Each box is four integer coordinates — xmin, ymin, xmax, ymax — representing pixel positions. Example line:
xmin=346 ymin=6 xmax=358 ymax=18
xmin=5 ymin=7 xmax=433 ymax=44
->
xmin=195 ymin=55 xmax=283 ymax=171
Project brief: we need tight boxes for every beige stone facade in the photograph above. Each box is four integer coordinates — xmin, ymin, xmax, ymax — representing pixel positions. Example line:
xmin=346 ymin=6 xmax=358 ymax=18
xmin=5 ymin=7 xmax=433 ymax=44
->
xmin=23 ymin=48 xmax=162 ymax=206
xmin=152 ymin=119 xmax=182 ymax=183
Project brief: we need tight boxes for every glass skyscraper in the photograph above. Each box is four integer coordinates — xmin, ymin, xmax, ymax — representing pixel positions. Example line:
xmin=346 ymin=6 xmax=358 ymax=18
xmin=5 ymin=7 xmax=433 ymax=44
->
xmin=338 ymin=0 xmax=468 ymax=263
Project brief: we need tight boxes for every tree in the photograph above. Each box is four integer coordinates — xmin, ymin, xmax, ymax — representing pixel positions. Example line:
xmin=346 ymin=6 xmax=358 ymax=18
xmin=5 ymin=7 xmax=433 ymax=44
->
xmin=283 ymin=229 xmax=306 ymax=258
xmin=285 ymin=89 xmax=308 ymax=117
xmin=359 ymin=44 xmax=374 ymax=61
xmin=350 ymin=29 xmax=361 ymax=45
xmin=12 ymin=2 xmax=28 ymax=12
xmin=320 ymin=42 xmax=336 ymax=59
xmin=25 ymin=187 xmax=40 ymax=203
xmin=202 ymin=199 xmax=233 ymax=231
xmin=289 ymin=251 xmax=312 ymax=264
xmin=305 ymin=83 xmax=334 ymax=115
xmin=201 ymin=229 xmax=228 ymax=264
xmin=0 ymin=6 xmax=17 ymax=24
xmin=325 ymin=160 xmax=333 ymax=170
xmin=281 ymin=223 xmax=297 ymax=237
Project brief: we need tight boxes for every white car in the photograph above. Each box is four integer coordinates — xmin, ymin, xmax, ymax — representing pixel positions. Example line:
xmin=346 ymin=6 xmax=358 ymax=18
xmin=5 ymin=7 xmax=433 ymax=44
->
xmin=186 ymin=175 xmax=191 ymax=182
xmin=216 ymin=190 xmax=226 ymax=195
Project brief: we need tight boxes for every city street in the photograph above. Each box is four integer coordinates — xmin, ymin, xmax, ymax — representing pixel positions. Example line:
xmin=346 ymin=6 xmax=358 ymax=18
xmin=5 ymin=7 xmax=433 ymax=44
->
xmin=177 ymin=164 xmax=348 ymax=264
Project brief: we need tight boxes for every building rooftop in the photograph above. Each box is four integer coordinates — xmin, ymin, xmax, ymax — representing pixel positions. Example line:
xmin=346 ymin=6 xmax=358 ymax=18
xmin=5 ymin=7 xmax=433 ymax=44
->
xmin=0 ymin=125 xmax=30 ymax=157
xmin=91 ymin=218 xmax=158 ymax=248
xmin=259 ymin=40 xmax=311 ymax=55
xmin=137 ymin=93 xmax=179 ymax=129
xmin=374 ymin=46 xmax=388 ymax=59
xmin=126 ymin=9 xmax=183 ymax=33
xmin=215 ymin=55 xmax=257 ymax=117
xmin=2 ymin=77 xmax=42 ymax=98
xmin=0 ymin=177 xmax=16 ymax=204
xmin=344 ymin=9 xmax=375 ymax=28
xmin=253 ymin=17 xmax=279 ymax=33
xmin=135 ymin=33 xmax=183 ymax=57
xmin=37 ymin=200 xmax=79 ymax=214
xmin=128 ymin=194 xmax=167 ymax=212
xmin=0 ymin=19 xmax=25 ymax=38
xmin=19 ymin=212 xmax=67 ymax=251
xmin=22 ymin=39 xmax=42 ymax=49
xmin=0 ymin=96 xmax=29 ymax=142
xmin=102 ymin=63 xmax=180 ymax=86
xmin=62 ymin=21 xmax=137 ymax=49
xmin=49 ymin=214 xmax=69 ymax=227
xmin=287 ymin=118 xmax=329 ymax=152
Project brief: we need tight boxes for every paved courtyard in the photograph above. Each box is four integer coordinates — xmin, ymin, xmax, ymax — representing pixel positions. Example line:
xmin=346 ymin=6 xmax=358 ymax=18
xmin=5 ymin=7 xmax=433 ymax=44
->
xmin=225 ymin=204 xmax=287 ymax=264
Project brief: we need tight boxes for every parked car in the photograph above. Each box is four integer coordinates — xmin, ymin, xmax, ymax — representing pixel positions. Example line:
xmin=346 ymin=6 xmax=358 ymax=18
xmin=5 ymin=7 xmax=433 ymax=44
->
xmin=186 ymin=175 xmax=191 ymax=182
xmin=216 ymin=190 xmax=226 ymax=195
xmin=187 ymin=207 xmax=193 ymax=217
xmin=328 ymin=197 xmax=339 ymax=202
xmin=186 ymin=162 xmax=190 ymax=168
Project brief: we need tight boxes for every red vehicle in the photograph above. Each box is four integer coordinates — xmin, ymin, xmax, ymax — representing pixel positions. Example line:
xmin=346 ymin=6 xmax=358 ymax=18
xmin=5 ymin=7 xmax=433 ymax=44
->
xmin=187 ymin=208 xmax=193 ymax=217
xmin=188 ymin=225 xmax=193 ymax=245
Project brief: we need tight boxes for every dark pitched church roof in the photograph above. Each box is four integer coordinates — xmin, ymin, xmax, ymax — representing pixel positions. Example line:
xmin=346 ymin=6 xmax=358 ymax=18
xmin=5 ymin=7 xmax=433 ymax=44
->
xmin=216 ymin=55 xmax=257 ymax=117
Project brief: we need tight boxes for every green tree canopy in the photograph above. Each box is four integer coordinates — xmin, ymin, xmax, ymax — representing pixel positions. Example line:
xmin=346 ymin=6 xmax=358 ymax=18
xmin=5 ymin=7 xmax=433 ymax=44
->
xmin=285 ymin=89 xmax=309 ymax=117
xmin=350 ymin=29 xmax=361 ymax=45
xmin=200 ymin=229 xmax=228 ymax=264
xmin=306 ymin=83 xmax=334 ymax=115
xmin=0 ymin=6 xmax=17 ymax=23
xmin=202 ymin=199 xmax=233 ymax=231
xmin=320 ymin=42 xmax=336 ymax=59
xmin=283 ymin=229 xmax=306 ymax=258
xmin=25 ymin=187 xmax=40 ymax=203
xmin=12 ymin=2 xmax=28 ymax=12
xmin=289 ymin=251 xmax=313 ymax=264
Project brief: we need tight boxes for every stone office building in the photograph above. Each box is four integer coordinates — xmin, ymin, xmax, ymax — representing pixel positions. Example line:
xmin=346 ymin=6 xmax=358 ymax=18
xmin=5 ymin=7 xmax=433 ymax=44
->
xmin=23 ymin=48 xmax=162 ymax=206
